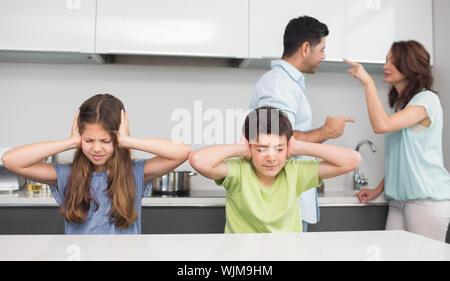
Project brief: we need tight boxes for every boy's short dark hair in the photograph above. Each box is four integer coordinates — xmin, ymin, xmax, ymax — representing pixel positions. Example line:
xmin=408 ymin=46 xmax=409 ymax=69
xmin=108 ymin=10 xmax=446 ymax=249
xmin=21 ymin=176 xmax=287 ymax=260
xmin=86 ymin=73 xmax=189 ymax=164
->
xmin=243 ymin=106 xmax=293 ymax=143
xmin=282 ymin=15 xmax=329 ymax=58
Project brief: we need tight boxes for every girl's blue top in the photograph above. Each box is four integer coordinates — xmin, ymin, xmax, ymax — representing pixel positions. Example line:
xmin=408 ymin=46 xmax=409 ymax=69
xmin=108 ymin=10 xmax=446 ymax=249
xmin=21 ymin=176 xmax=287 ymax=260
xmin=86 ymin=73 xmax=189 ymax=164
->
xmin=49 ymin=159 xmax=152 ymax=234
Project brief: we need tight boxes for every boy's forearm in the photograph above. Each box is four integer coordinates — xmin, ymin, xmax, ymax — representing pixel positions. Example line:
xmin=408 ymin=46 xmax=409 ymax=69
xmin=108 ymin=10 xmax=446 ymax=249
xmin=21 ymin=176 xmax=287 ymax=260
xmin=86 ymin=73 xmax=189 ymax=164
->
xmin=291 ymin=140 xmax=358 ymax=167
xmin=119 ymin=137 xmax=190 ymax=161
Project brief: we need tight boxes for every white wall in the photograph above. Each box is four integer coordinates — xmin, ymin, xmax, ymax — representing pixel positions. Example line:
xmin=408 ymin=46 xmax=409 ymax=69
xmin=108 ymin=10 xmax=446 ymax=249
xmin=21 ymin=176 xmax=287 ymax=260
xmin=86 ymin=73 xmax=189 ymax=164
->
xmin=0 ymin=56 xmax=388 ymax=191
xmin=433 ymin=0 xmax=450 ymax=170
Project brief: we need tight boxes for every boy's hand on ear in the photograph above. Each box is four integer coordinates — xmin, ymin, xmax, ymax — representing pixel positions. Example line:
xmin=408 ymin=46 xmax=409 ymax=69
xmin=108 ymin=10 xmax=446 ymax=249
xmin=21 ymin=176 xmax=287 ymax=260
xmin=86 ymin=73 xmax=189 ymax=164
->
xmin=70 ymin=110 xmax=81 ymax=149
xmin=287 ymin=136 xmax=297 ymax=159
xmin=238 ymin=134 xmax=252 ymax=161
xmin=117 ymin=109 xmax=131 ymax=147
xmin=242 ymin=139 xmax=252 ymax=161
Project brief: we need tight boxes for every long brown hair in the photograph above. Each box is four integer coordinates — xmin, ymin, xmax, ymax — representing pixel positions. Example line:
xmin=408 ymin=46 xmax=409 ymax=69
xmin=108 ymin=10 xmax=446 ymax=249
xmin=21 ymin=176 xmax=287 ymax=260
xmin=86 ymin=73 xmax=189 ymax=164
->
xmin=388 ymin=40 xmax=435 ymax=109
xmin=61 ymin=94 xmax=137 ymax=230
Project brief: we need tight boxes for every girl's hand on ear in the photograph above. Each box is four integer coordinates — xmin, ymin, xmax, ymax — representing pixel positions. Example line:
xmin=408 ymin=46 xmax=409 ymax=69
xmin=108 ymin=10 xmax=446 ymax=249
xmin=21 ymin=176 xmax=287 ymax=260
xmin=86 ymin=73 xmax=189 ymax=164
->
xmin=70 ymin=110 xmax=82 ymax=149
xmin=117 ymin=109 xmax=131 ymax=147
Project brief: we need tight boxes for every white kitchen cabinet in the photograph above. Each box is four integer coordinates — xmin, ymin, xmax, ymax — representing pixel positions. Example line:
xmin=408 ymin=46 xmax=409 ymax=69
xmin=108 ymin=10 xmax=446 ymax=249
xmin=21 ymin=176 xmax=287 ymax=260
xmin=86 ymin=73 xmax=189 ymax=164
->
xmin=0 ymin=0 xmax=97 ymax=53
xmin=96 ymin=0 xmax=249 ymax=58
xmin=249 ymin=0 xmax=433 ymax=64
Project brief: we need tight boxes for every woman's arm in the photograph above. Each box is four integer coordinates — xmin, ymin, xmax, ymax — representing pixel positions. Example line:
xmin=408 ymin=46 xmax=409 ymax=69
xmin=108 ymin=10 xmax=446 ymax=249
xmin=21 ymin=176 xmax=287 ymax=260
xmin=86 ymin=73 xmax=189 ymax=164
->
xmin=1 ymin=111 xmax=81 ymax=186
xmin=189 ymin=142 xmax=250 ymax=180
xmin=117 ymin=110 xmax=191 ymax=182
xmin=356 ymin=178 xmax=385 ymax=203
xmin=344 ymin=59 xmax=428 ymax=134
xmin=287 ymin=137 xmax=361 ymax=179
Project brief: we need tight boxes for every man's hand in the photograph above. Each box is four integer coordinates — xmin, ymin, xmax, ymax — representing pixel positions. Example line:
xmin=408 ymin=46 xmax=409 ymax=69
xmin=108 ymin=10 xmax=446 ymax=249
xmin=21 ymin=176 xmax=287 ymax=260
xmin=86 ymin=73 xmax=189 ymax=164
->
xmin=324 ymin=116 xmax=355 ymax=139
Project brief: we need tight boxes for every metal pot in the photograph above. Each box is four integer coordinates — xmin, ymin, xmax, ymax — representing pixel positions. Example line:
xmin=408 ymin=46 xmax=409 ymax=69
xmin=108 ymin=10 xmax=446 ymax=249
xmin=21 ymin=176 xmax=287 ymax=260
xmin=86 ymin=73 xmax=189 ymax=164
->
xmin=152 ymin=171 xmax=197 ymax=195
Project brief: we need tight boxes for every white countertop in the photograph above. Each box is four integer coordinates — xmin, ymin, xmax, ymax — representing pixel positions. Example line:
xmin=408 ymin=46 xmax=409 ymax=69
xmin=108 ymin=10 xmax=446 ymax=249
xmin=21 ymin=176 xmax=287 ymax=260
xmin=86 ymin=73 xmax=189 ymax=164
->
xmin=0 ymin=188 xmax=388 ymax=207
xmin=0 ymin=230 xmax=448 ymax=261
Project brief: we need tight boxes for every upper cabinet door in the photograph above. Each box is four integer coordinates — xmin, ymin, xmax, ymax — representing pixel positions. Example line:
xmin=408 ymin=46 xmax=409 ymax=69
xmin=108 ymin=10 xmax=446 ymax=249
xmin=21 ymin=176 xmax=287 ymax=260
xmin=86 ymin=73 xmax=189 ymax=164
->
xmin=0 ymin=0 xmax=96 ymax=53
xmin=249 ymin=0 xmax=433 ymax=64
xmin=96 ymin=0 xmax=249 ymax=58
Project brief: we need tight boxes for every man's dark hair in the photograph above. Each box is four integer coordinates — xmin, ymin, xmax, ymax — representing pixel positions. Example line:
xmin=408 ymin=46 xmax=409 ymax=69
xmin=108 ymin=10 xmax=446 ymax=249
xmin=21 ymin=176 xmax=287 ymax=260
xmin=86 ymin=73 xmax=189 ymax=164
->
xmin=282 ymin=15 xmax=329 ymax=58
xmin=243 ymin=106 xmax=293 ymax=143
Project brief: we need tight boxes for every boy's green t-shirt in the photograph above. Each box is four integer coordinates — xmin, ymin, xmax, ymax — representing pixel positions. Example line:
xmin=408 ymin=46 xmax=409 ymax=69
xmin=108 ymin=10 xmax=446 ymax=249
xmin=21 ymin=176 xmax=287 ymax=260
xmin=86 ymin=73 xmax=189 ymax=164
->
xmin=215 ymin=158 xmax=322 ymax=233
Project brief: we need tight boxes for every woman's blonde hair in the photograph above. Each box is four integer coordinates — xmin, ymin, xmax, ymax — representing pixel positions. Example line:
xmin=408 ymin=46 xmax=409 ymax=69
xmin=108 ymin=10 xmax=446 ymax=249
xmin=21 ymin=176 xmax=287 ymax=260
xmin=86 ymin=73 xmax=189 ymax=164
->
xmin=61 ymin=94 xmax=137 ymax=230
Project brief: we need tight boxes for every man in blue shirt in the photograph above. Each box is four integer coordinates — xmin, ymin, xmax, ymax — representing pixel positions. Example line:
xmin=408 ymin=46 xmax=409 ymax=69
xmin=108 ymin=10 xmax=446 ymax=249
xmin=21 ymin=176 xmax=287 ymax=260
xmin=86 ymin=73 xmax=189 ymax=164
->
xmin=250 ymin=16 xmax=355 ymax=231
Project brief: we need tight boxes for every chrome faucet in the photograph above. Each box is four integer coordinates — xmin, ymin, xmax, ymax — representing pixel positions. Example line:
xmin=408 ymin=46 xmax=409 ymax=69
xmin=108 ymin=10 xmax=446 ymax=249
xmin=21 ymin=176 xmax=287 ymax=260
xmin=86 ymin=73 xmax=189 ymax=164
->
xmin=353 ymin=140 xmax=377 ymax=190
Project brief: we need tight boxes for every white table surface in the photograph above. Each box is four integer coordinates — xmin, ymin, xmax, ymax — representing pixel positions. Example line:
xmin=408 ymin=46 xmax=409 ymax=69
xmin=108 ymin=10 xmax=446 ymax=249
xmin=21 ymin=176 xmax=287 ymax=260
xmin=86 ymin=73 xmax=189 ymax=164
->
xmin=0 ymin=230 xmax=448 ymax=261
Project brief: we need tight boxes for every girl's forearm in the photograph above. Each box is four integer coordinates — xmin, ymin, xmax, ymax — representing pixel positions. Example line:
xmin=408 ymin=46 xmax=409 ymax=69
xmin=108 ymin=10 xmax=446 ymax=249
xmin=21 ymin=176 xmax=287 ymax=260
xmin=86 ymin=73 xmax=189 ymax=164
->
xmin=119 ymin=137 xmax=190 ymax=161
xmin=2 ymin=138 xmax=78 ymax=169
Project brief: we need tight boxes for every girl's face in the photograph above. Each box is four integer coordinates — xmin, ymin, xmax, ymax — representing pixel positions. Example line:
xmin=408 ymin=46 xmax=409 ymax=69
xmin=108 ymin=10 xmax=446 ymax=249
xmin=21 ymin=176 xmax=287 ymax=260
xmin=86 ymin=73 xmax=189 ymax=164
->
xmin=250 ymin=134 xmax=288 ymax=182
xmin=384 ymin=51 xmax=406 ymax=86
xmin=80 ymin=123 xmax=115 ymax=172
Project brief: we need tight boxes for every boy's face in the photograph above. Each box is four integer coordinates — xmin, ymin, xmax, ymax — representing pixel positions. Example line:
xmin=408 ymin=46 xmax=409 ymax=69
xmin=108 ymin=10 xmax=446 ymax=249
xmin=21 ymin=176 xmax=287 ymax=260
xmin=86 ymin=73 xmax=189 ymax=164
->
xmin=250 ymin=134 xmax=288 ymax=180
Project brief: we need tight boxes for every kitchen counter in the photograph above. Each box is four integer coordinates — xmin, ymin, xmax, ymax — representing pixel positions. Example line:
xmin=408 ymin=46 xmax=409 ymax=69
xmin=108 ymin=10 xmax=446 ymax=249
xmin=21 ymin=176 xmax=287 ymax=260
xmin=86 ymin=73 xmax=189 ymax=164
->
xmin=0 ymin=188 xmax=388 ymax=207
xmin=0 ymin=230 xmax=448 ymax=261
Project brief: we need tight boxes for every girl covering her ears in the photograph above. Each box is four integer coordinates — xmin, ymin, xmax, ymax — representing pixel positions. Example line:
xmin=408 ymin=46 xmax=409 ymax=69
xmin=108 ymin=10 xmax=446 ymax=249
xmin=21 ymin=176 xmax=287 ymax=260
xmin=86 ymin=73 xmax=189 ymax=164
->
xmin=1 ymin=94 xmax=190 ymax=234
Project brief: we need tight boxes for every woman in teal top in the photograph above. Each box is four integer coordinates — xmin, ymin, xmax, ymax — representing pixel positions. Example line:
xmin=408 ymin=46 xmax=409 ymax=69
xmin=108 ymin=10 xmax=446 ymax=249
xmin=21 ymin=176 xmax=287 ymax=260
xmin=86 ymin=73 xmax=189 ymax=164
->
xmin=345 ymin=40 xmax=450 ymax=243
